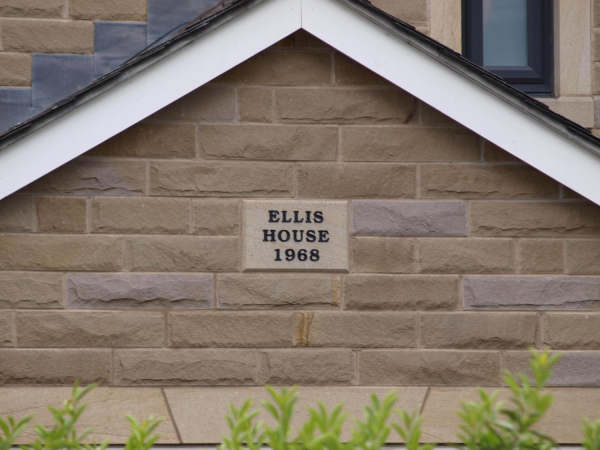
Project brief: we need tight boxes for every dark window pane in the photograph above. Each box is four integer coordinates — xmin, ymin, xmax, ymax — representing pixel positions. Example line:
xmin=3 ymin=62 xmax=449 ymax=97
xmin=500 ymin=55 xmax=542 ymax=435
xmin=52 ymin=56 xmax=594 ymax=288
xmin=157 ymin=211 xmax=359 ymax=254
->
xmin=483 ymin=0 xmax=528 ymax=66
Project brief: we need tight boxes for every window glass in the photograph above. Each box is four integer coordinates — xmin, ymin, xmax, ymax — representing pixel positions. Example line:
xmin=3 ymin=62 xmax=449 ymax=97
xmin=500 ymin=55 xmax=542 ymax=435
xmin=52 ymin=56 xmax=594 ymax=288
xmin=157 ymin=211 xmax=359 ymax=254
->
xmin=482 ymin=0 xmax=528 ymax=67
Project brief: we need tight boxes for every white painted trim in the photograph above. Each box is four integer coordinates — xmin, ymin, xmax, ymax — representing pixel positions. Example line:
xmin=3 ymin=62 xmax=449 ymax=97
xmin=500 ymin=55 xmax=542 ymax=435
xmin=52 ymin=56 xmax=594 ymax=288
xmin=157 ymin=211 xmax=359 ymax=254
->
xmin=0 ymin=0 xmax=301 ymax=200
xmin=1 ymin=0 xmax=600 ymax=206
xmin=303 ymin=0 xmax=600 ymax=206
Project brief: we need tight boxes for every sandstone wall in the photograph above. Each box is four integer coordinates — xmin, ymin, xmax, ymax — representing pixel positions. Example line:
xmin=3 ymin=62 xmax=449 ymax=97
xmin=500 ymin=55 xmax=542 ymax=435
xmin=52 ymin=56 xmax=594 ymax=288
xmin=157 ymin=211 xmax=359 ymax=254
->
xmin=0 ymin=31 xmax=599 ymax=387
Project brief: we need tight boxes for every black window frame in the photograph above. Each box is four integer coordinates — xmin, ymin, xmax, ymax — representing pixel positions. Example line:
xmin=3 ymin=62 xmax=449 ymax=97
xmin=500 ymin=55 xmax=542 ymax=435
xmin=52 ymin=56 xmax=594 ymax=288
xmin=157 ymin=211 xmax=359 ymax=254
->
xmin=462 ymin=0 xmax=554 ymax=95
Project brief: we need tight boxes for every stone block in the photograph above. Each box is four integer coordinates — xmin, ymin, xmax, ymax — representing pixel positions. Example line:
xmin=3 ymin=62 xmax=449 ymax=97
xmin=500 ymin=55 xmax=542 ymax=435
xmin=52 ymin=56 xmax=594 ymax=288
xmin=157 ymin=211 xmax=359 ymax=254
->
xmin=0 ymin=195 xmax=33 ymax=232
xmin=370 ymin=0 xmax=428 ymax=26
xmin=259 ymin=350 xmax=354 ymax=385
xmin=351 ymin=237 xmax=415 ymax=273
xmin=0 ymin=272 xmax=63 ymax=309
xmin=91 ymin=123 xmax=195 ymax=158
xmin=71 ymin=0 xmax=146 ymax=21
xmin=352 ymin=201 xmax=467 ymax=237
xmin=115 ymin=349 xmax=259 ymax=386
xmin=274 ymin=30 xmax=331 ymax=50
xmin=93 ymin=22 xmax=147 ymax=76
xmin=420 ymin=103 xmax=460 ymax=126
xmin=343 ymin=127 xmax=479 ymax=162
xmin=150 ymin=86 xmax=234 ymax=122
xmin=149 ymin=162 xmax=293 ymax=197
xmin=37 ymin=197 xmax=87 ymax=233
xmin=169 ymin=312 xmax=295 ymax=348
xmin=417 ymin=238 xmax=516 ymax=274
xmin=146 ymin=0 xmax=220 ymax=44
xmin=16 ymin=311 xmax=164 ymax=348
xmin=216 ymin=51 xmax=331 ymax=85
xmin=420 ymin=165 xmax=559 ymax=199
xmin=0 ymin=0 xmax=65 ymax=18
xmin=344 ymin=275 xmax=459 ymax=310
xmin=359 ymin=350 xmax=501 ymax=386
xmin=32 ymin=54 xmax=94 ymax=109
xmin=0 ymin=235 xmax=123 ymax=271
xmin=505 ymin=351 xmax=600 ymax=386
xmin=519 ymin=239 xmax=564 ymax=274
xmin=126 ymin=236 xmax=238 ymax=272
xmin=421 ymin=313 xmax=538 ymax=349
xmin=2 ymin=20 xmax=93 ymax=53
xmin=567 ymin=240 xmax=600 ymax=274
xmin=0 ymin=349 xmax=111 ymax=385
xmin=464 ymin=276 xmax=600 ymax=310
xmin=67 ymin=273 xmax=213 ymax=309
xmin=0 ymin=53 xmax=32 ymax=86
xmin=296 ymin=312 xmax=417 ymax=348
xmin=297 ymin=164 xmax=416 ymax=199
xmin=430 ymin=0 xmax=461 ymax=51
xmin=559 ymin=0 xmax=592 ymax=96
xmin=217 ymin=274 xmax=339 ymax=309
xmin=0 ymin=388 xmax=179 ymax=444
xmin=193 ymin=200 xmax=240 ymax=235
xmin=198 ymin=124 xmax=337 ymax=160
xmin=0 ymin=314 xmax=12 ymax=347
xmin=276 ymin=88 xmax=416 ymax=124
xmin=91 ymin=197 xmax=190 ymax=234
xmin=239 ymin=88 xmax=273 ymax=122
xmin=483 ymin=141 xmax=521 ymax=162
xmin=543 ymin=313 xmax=600 ymax=349
xmin=24 ymin=160 xmax=146 ymax=195
xmin=334 ymin=54 xmax=391 ymax=86
xmin=470 ymin=201 xmax=600 ymax=236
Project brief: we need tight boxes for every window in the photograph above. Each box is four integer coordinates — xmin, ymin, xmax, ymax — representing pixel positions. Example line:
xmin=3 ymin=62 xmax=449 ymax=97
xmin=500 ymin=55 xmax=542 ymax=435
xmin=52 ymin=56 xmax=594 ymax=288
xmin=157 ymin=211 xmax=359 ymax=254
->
xmin=462 ymin=0 xmax=553 ymax=95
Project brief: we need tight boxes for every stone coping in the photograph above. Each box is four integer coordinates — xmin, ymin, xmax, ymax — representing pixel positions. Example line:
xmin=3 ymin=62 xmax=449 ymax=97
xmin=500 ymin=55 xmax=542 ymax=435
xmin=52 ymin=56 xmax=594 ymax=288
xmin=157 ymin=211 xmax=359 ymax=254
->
xmin=0 ymin=387 xmax=596 ymax=445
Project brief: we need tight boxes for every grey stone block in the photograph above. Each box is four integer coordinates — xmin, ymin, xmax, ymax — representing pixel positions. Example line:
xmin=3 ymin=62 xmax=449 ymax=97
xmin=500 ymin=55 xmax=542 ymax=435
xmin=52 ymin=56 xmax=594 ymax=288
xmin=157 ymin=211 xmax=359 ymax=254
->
xmin=32 ymin=54 xmax=93 ymax=109
xmin=0 ymin=89 xmax=40 ymax=133
xmin=147 ymin=0 xmax=220 ymax=45
xmin=67 ymin=273 xmax=214 ymax=309
xmin=94 ymin=22 xmax=147 ymax=77
xmin=464 ymin=276 xmax=600 ymax=310
xmin=352 ymin=200 xmax=467 ymax=236
xmin=505 ymin=351 xmax=600 ymax=386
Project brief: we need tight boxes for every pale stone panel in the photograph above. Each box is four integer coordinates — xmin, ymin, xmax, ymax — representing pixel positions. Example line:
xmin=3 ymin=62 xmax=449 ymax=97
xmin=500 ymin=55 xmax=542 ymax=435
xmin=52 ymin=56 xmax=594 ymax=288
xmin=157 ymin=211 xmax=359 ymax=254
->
xmin=0 ymin=195 xmax=33 ymax=232
xmin=169 ymin=311 xmax=295 ymax=348
xmin=126 ymin=236 xmax=238 ymax=272
xmin=421 ymin=388 xmax=600 ymax=443
xmin=421 ymin=313 xmax=538 ymax=349
xmin=359 ymin=350 xmax=501 ymax=386
xmin=1 ymin=19 xmax=94 ymax=53
xmin=0 ymin=349 xmax=111 ymax=385
xmin=198 ymin=124 xmax=338 ymax=160
xmin=217 ymin=274 xmax=339 ymax=309
xmin=37 ymin=197 xmax=87 ymax=233
xmin=0 ymin=53 xmax=32 ymax=86
xmin=429 ymin=0 xmax=461 ymax=52
xmin=296 ymin=312 xmax=417 ymax=348
xmin=0 ymin=272 xmax=63 ymax=309
xmin=70 ymin=0 xmax=146 ymax=21
xmin=343 ymin=127 xmax=479 ymax=162
xmin=259 ymin=350 xmax=354 ymax=385
xmin=0 ymin=388 xmax=178 ymax=444
xmin=114 ymin=349 xmax=259 ymax=386
xmin=344 ymin=275 xmax=459 ymax=310
xmin=559 ymin=0 xmax=592 ymax=95
xmin=505 ymin=351 xmax=600 ymax=386
xmin=543 ymin=313 xmax=600 ymax=349
xmin=352 ymin=200 xmax=467 ymax=236
xmin=464 ymin=276 xmax=600 ymax=310
xmin=165 ymin=386 xmax=427 ymax=443
xmin=150 ymin=162 xmax=294 ymax=197
xmin=16 ymin=311 xmax=164 ymax=348
xmin=67 ymin=273 xmax=212 ymax=309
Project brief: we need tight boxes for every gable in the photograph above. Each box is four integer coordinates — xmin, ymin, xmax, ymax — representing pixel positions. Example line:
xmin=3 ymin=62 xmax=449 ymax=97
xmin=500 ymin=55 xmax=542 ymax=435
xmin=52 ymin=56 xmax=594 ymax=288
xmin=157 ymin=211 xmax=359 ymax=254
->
xmin=0 ymin=0 xmax=600 ymax=207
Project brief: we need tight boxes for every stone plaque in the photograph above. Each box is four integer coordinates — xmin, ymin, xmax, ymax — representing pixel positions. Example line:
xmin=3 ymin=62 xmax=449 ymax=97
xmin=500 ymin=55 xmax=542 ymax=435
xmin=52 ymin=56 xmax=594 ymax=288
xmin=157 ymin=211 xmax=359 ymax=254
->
xmin=243 ymin=200 xmax=349 ymax=271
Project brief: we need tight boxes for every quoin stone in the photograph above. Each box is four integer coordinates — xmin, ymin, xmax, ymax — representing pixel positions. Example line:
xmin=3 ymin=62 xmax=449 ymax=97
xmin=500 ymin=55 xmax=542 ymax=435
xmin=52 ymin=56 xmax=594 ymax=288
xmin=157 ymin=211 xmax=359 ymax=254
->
xmin=243 ymin=200 xmax=349 ymax=271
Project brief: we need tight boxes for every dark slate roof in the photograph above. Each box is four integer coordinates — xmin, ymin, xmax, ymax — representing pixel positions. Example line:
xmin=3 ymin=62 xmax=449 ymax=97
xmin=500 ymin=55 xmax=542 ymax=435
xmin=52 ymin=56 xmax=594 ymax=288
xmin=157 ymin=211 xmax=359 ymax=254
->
xmin=1 ymin=0 xmax=600 ymax=160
